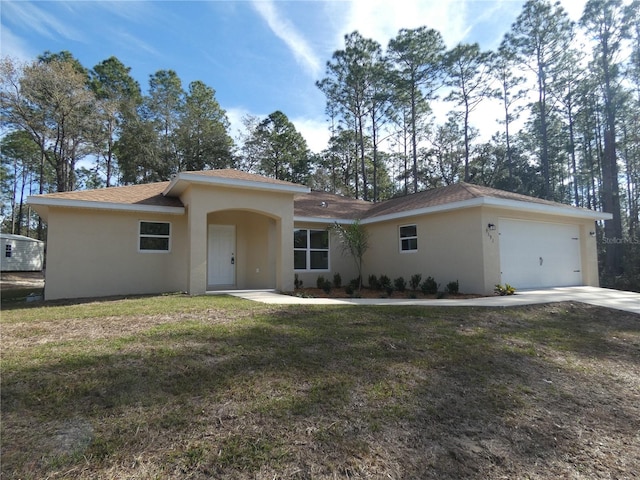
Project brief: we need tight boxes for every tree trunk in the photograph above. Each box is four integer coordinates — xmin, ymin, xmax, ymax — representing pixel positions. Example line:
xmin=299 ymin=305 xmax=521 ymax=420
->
xmin=602 ymin=128 xmax=624 ymax=275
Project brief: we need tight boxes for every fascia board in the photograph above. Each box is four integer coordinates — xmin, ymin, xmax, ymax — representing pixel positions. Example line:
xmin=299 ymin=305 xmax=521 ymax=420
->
xmin=480 ymin=197 xmax=613 ymax=220
xmin=294 ymin=216 xmax=358 ymax=225
xmin=163 ymin=173 xmax=310 ymax=196
xmin=360 ymin=198 xmax=485 ymax=224
xmin=359 ymin=197 xmax=612 ymax=224
xmin=26 ymin=196 xmax=185 ymax=215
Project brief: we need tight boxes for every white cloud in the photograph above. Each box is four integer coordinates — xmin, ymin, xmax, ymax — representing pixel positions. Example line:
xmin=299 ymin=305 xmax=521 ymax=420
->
xmin=226 ymin=106 xmax=330 ymax=153
xmin=1 ymin=1 xmax=84 ymax=42
xmin=0 ymin=25 xmax=33 ymax=61
xmin=291 ymin=116 xmax=332 ymax=153
xmin=111 ymin=29 xmax=162 ymax=59
xmin=225 ymin=106 xmax=256 ymax=142
xmin=251 ymin=0 xmax=323 ymax=77
xmin=559 ymin=0 xmax=587 ymax=21
xmin=340 ymin=0 xmax=471 ymax=49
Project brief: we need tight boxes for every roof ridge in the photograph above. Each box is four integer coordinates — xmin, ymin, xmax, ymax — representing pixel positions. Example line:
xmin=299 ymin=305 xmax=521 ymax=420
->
xmin=457 ymin=181 xmax=484 ymax=198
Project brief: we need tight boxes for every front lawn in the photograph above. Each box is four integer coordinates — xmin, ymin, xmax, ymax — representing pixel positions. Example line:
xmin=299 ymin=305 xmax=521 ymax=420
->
xmin=1 ymin=295 xmax=639 ymax=479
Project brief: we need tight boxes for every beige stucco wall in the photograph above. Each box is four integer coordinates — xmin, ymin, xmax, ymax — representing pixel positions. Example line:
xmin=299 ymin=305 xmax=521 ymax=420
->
xmin=292 ymin=222 xmax=360 ymax=289
xmin=181 ymin=183 xmax=296 ymax=294
xmin=40 ymin=186 xmax=602 ymax=300
xmin=481 ymin=207 xmax=600 ymax=290
xmin=360 ymin=207 xmax=601 ymax=295
xmin=363 ymin=208 xmax=487 ymax=294
xmin=44 ymin=207 xmax=188 ymax=300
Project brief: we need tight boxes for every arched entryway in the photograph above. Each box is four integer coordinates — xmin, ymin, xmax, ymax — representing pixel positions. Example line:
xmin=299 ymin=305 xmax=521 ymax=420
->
xmin=206 ymin=209 xmax=279 ymax=291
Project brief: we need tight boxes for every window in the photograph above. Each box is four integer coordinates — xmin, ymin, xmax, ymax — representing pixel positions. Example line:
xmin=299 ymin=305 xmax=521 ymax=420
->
xmin=5 ymin=244 xmax=12 ymax=258
xmin=139 ymin=221 xmax=171 ymax=252
xmin=294 ymin=229 xmax=329 ymax=270
xmin=399 ymin=224 xmax=417 ymax=252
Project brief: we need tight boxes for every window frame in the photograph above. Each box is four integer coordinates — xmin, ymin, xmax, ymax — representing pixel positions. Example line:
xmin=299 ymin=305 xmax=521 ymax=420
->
xmin=138 ymin=220 xmax=171 ymax=253
xmin=399 ymin=224 xmax=418 ymax=253
xmin=294 ymin=228 xmax=330 ymax=271
xmin=5 ymin=244 xmax=12 ymax=258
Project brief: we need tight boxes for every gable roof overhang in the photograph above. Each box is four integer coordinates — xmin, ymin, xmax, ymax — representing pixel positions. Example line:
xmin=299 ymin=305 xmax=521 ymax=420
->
xmin=27 ymin=170 xmax=310 ymax=222
xmin=295 ymin=196 xmax=612 ymax=225
xmin=26 ymin=197 xmax=185 ymax=222
xmin=362 ymin=196 xmax=613 ymax=223
xmin=163 ymin=170 xmax=310 ymax=197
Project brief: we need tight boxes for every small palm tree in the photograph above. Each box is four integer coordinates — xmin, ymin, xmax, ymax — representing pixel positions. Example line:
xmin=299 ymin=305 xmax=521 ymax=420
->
xmin=330 ymin=220 xmax=369 ymax=290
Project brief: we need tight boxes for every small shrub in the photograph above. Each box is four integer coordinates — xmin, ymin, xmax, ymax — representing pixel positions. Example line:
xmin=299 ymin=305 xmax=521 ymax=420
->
xmin=368 ymin=274 xmax=380 ymax=290
xmin=349 ymin=277 xmax=361 ymax=291
xmin=437 ymin=291 xmax=446 ymax=299
xmin=494 ymin=283 xmax=516 ymax=296
xmin=394 ymin=276 xmax=406 ymax=292
xmin=316 ymin=275 xmax=326 ymax=289
xmin=379 ymin=275 xmax=392 ymax=291
xmin=445 ymin=280 xmax=459 ymax=295
xmin=421 ymin=276 xmax=438 ymax=295
xmin=345 ymin=284 xmax=354 ymax=295
xmin=322 ymin=279 xmax=332 ymax=294
xmin=410 ymin=273 xmax=422 ymax=291
xmin=294 ymin=274 xmax=303 ymax=289
xmin=333 ymin=273 xmax=342 ymax=289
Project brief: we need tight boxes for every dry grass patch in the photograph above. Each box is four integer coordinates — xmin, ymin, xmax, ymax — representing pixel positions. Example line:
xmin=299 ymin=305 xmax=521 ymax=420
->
xmin=1 ymin=296 xmax=639 ymax=479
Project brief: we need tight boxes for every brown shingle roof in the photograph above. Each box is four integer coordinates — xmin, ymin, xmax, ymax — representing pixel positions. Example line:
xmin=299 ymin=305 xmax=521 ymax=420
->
xmin=294 ymin=191 xmax=372 ymax=219
xmin=294 ymin=182 xmax=595 ymax=221
xmin=34 ymin=181 xmax=182 ymax=208
xmin=181 ymin=169 xmax=305 ymax=187
xmin=362 ymin=182 xmax=580 ymax=219
xmin=30 ymin=170 xmax=305 ymax=209
xmin=31 ymin=172 xmax=590 ymax=220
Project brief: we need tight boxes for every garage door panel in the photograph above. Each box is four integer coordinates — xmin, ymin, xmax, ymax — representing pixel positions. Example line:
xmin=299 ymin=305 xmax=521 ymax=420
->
xmin=499 ymin=219 xmax=582 ymax=289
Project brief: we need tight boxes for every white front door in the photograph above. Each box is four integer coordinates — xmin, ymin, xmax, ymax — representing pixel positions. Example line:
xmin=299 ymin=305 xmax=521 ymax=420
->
xmin=499 ymin=219 xmax=582 ymax=289
xmin=208 ymin=225 xmax=236 ymax=287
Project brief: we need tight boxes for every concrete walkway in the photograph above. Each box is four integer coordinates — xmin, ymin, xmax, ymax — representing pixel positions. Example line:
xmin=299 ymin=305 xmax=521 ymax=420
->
xmin=224 ymin=286 xmax=640 ymax=315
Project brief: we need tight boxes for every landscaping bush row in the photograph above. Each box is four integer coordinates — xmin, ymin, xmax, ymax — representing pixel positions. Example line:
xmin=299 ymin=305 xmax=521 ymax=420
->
xmin=296 ymin=273 xmax=461 ymax=297
xmin=366 ymin=273 xmax=459 ymax=296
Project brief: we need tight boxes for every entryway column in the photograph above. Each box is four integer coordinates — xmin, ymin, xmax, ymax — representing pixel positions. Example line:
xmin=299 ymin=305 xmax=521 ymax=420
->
xmin=277 ymin=211 xmax=295 ymax=292
xmin=187 ymin=203 xmax=208 ymax=295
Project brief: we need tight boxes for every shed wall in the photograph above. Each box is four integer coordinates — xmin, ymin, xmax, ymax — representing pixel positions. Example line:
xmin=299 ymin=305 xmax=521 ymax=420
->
xmin=0 ymin=236 xmax=45 ymax=272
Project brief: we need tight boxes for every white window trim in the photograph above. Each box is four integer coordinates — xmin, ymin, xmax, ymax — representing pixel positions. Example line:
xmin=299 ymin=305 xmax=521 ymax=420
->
xmin=138 ymin=220 xmax=172 ymax=253
xmin=399 ymin=224 xmax=418 ymax=253
xmin=294 ymin=228 xmax=330 ymax=272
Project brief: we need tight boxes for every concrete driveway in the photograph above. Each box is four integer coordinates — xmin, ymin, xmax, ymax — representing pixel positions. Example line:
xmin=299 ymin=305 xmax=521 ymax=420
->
xmin=228 ymin=286 xmax=640 ymax=315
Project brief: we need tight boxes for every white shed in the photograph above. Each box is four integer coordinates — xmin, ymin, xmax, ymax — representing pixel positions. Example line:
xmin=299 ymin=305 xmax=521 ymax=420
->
xmin=0 ymin=233 xmax=45 ymax=272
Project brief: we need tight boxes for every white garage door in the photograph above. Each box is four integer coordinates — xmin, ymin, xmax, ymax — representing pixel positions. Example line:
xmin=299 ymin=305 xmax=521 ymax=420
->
xmin=499 ymin=219 xmax=582 ymax=289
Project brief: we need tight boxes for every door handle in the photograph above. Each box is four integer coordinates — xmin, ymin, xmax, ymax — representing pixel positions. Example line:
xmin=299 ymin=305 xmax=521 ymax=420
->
xmin=539 ymin=256 xmax=543 ymax=266
xmin=231 ymin=254 xmax=235 ymax=265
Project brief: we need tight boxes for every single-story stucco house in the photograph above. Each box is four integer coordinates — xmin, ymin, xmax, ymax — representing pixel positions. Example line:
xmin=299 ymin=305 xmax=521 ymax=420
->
xmin=27 ymin=169 xmax=612 ymax=300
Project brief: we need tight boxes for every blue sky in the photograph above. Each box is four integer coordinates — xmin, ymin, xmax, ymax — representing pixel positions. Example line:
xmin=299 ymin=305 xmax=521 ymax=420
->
xmin=1 ymin=0 xmax=588 ymax=152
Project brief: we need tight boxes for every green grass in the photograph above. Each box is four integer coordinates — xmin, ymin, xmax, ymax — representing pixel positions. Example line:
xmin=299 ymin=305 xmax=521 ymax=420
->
xmin=1 ymin=295 xmax=639 ymax=479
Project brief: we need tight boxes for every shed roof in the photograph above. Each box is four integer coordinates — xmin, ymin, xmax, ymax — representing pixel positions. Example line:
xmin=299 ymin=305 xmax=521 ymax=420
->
xmin=0 ymin=233 xmax=44 ymax=243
